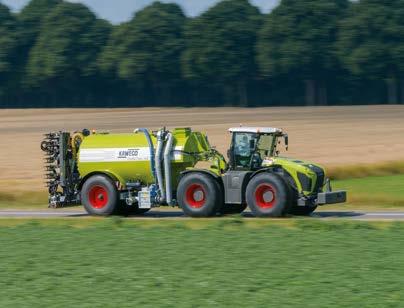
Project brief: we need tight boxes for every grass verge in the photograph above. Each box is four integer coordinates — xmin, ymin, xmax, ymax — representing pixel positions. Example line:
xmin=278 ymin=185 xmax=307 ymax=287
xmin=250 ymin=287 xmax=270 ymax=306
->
xmin=0 ymin=219 xmax=403 ymax=307
xmin=333 ymin=174 xmax=404 ymax=208
xmin=1 ymin=161 xmax=404 ymax=210
xmin=1 ymin=175 xmax=404 ymax=210
xmin=0 ymin=191 xmax=47 ymax=209
xmin=328 ymin=160 xmax=404 ymax=180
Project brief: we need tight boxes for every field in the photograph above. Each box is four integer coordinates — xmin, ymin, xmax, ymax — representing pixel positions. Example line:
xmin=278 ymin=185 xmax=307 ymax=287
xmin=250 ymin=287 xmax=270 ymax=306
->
xmin=1 ymin=106 xmax=403 ymax=307
xmin=1 ymin=105 xmax=404 ymax=193
xmin=0 ymin=219 xmax=403 ymax=307
xmin=1 ymin=105 xmax=403 ymax=210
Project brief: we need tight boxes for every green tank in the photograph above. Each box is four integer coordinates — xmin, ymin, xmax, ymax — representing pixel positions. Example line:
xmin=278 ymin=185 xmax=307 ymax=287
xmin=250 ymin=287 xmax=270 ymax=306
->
xmin=78 ymin=127 xmax=211 ymax=188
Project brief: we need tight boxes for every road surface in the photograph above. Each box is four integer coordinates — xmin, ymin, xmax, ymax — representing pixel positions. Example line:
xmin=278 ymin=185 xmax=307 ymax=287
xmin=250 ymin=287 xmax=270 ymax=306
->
xmin=1 ymin=210 xmax=404 ymax=220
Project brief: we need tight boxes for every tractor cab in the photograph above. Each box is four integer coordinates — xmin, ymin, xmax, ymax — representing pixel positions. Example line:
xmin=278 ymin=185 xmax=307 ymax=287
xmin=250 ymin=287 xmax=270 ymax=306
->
xmin=228 ymin=127 xmax=288 ymax=171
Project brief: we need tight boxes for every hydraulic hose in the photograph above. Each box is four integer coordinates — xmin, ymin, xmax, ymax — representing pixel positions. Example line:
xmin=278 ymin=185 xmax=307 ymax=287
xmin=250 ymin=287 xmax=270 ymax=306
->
xmin=134 ymin=128 xmax=156 ymax=183
xmin=155 ymin=130 xmax=166 ymax=202
xmin=164 ymin=132 xmax=174 ymax=205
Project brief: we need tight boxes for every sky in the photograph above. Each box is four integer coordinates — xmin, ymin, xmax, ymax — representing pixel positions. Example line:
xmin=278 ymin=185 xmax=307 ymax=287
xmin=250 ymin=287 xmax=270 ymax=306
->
xmin=0 ymin=0 xmax=279 ymax=24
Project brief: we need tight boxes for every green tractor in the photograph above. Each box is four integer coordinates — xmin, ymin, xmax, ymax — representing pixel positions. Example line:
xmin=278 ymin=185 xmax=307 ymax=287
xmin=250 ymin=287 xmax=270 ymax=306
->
xmin=41 ymin=126 xmax=346 ymax=217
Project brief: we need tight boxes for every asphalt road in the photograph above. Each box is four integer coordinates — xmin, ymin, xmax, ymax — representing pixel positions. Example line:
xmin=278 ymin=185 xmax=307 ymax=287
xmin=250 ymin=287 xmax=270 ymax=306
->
xmin=1 ymin=210 xmax=404 ymax=220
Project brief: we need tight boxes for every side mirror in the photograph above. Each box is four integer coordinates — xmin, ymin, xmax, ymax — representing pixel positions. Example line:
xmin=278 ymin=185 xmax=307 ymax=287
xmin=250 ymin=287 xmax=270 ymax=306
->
xmin=284 ymin=134 xmax=289 ymax=151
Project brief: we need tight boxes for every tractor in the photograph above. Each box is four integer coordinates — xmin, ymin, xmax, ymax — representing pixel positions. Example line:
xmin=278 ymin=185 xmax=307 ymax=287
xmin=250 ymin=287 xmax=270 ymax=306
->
xmin=41 ymin=126 xmax=346 ymax=217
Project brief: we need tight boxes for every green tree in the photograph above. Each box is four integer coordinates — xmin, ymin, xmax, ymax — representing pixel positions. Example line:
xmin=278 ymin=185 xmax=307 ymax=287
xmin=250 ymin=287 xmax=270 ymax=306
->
xmin=337 ymin=0 xmax=404 ymax=104
xmin=0 ymin=4 xmax=18 ymax=101
xmin=257 ymin=0 xmax=349 ymax=105
xmin=18 ymin=0 xmax=62 ymax=47
xmin=13 ymin=0 xmax=62 ymax=104
xmin=99 ymin=2 xmax=186 ymax=105
xmin=26 ymin=2 xmax=111 ymax=104
xmin=182 ymin=0 xmax=262 ymax=106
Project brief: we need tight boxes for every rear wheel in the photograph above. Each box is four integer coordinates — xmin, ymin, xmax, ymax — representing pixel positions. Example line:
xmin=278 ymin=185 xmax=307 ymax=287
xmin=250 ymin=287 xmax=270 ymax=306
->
xmin=177 ymin=173 xmax=223 ymax=217
xmin=81 ymin=174 xmax=118 ymax=216
xmin=246 ymin=173 xmax=290 ymax=217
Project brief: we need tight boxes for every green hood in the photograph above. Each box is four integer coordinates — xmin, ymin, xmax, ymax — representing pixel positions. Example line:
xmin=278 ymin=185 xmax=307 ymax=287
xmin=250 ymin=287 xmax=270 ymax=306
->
xmin=262 ymin=156 xmax=326 ymax=194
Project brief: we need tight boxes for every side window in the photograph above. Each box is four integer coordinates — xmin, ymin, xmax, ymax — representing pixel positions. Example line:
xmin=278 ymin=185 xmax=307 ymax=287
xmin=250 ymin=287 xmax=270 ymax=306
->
xmin=233 ymin=133 xmax=255 ymax=169
xmin=257 ymin=134 xmax=274 ymax=158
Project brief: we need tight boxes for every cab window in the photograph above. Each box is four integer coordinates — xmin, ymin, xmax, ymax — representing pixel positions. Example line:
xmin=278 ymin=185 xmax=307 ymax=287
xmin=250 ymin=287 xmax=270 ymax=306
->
xmin=233 ymin=133 xmax=256 ymax=169
xmin=257 ymin=134 xmax=276 ymax=158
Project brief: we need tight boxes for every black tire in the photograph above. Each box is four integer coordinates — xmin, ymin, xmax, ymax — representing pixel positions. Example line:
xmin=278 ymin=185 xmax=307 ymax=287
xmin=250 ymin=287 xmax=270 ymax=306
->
xmin=81 ymin=174 xmax=118 ymax=216
xmin=289 ymin=205 xmax=317 ymax=216
xmin=177 ymin=173 xmax=223 ymax=217
xmin=221 ymin=203 xmax=248 ymax=215
xmin=246 ymin=173 xmax=290 ymax=217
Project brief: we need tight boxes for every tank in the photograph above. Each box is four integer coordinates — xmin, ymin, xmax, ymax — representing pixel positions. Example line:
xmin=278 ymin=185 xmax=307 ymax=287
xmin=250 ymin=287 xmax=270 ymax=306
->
xmin=78 ymin=128 xmax=211 ymax=188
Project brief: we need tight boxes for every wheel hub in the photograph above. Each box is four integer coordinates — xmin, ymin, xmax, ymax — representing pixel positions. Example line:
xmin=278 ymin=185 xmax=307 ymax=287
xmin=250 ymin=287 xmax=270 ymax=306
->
xmin=262 ymin=191 xmax=274 ymax=203
xmin=193 ymin=190 xmax=204 ymax=202
xmin=185 ymin=184 xmax=206 ymax=208
xmin=255 ymin=184 xmax=276 ymax=209
xmin=88 ymin=185 xmax=109 ymax=209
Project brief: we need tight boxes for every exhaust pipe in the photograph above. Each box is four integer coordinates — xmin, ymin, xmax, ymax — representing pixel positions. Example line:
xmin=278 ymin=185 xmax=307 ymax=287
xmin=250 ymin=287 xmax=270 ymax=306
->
xmin=163 ymin=132 xmax=174 ymax=205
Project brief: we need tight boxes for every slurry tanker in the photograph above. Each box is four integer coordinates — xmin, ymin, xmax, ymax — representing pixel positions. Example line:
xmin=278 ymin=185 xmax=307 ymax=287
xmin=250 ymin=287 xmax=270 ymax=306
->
xmin=41 ymin=127 xmax=346 ymax=217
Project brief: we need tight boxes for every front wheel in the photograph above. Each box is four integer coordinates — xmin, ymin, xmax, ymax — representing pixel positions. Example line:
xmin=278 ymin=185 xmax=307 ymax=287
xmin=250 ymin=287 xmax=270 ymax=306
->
xmin=81 ymin=174 xmax=118 ymax=216
xmin=177 ymin=173 xmax=223 ymax=217
xmin=246 ymin=173 xmax=290 ymax=217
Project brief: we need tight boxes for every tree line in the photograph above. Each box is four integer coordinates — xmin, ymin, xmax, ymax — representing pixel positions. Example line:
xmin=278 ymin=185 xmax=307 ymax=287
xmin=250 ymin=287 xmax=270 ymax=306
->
xmin=0 ymin=0 xmax=403 ymax=108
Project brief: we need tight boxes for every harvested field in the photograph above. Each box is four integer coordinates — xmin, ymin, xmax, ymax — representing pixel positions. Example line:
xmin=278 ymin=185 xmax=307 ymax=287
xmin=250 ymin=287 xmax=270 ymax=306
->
xmin=0 ymin=105 xmax=403 ymax=191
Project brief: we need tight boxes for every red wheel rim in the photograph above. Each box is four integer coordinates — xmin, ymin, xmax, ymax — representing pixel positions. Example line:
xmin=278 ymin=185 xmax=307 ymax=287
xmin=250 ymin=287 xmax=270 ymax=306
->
xmin=185 ymin=184 xmax=206 ymax=208
xmin=88 ymin=185 xmax=109 ymax=209
xmin=255 ymin=184 xmax=276 ymax=209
